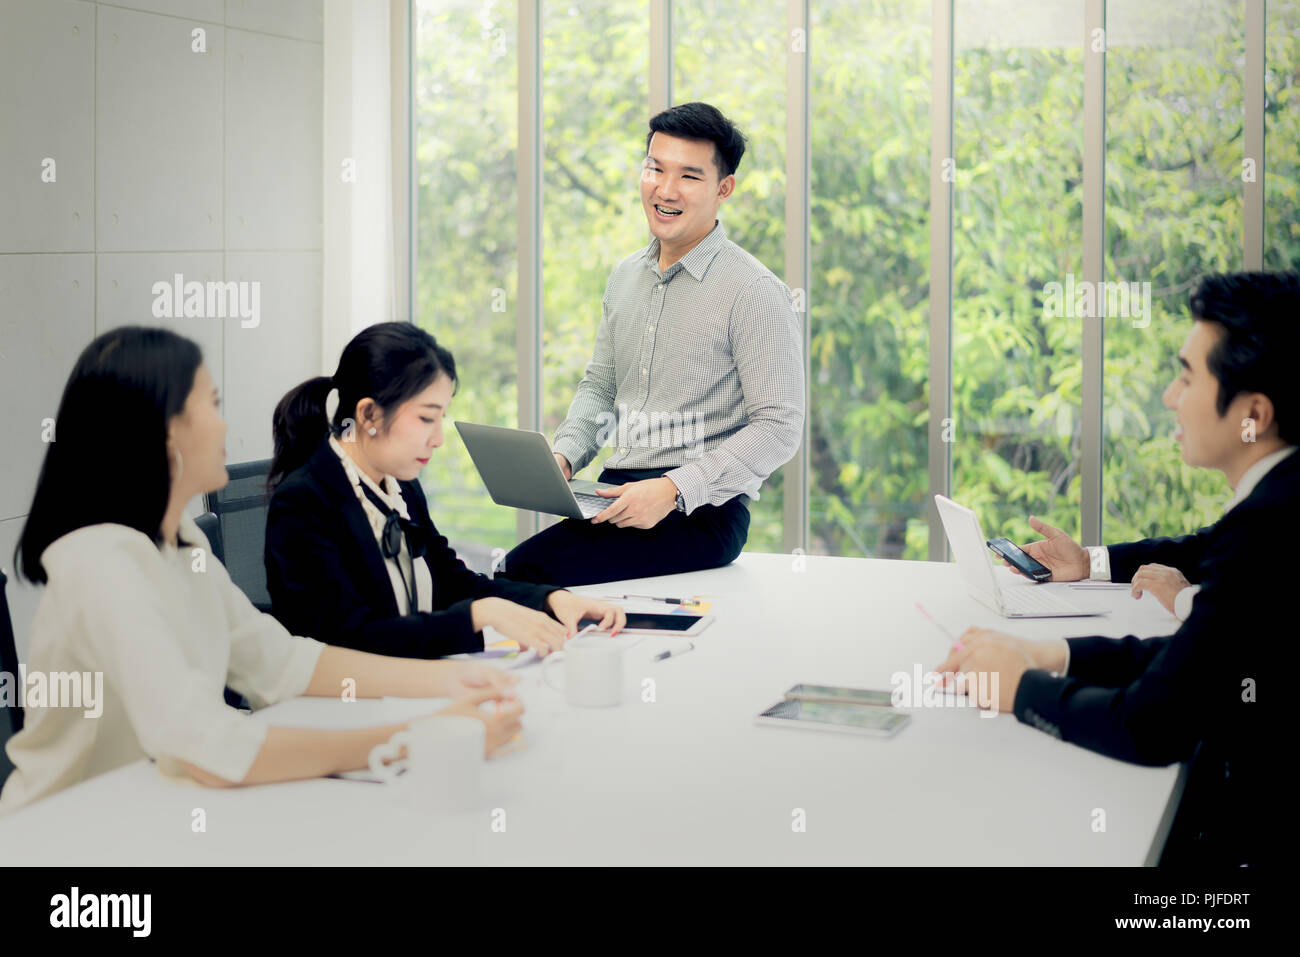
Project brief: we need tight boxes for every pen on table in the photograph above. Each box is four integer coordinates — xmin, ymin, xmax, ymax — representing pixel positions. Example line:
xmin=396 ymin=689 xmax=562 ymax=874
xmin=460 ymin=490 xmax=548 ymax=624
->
xmin=916 ymin=603 xmax=963 ymax=693
xmin=610 ymin=594 xmax=688 ymax=604
xmin=914 ymin=601 xmax=959 ymax=645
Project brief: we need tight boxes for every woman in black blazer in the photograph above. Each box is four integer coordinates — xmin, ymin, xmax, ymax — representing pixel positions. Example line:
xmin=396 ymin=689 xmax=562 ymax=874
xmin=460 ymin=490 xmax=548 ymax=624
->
xmin=265 ymin=323 xmax=624 ymax=659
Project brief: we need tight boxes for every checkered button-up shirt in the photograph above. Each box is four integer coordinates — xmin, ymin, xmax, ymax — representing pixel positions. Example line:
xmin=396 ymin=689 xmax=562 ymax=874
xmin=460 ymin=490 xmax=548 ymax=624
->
xmin=552 ymin=220 xmax=805 ymax=514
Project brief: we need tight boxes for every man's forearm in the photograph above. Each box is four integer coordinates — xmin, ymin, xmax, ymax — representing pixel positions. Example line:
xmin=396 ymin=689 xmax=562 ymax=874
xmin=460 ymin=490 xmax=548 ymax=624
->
xmin=553 ymin=306 xmax=617 ymax=472
xmin=1055 ymin=634 xmax=1167 ymax=687
xmin=1013 ymin=667 xmax=1197 ymax=766
xmin=665 ymin=274 xmax=805 ymax=512
xmin=552 ymin=382 xmax=616 ymax=474
xmin=1106 ymin=528 xmax=1214 ymax=583
xmin=666 ymin=402 xmax=803 ymax=512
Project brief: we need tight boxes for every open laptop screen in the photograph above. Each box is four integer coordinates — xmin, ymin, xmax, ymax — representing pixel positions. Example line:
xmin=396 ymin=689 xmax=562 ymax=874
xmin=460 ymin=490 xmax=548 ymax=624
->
xmin=934 ymin=494 xmax=1001 ymax=602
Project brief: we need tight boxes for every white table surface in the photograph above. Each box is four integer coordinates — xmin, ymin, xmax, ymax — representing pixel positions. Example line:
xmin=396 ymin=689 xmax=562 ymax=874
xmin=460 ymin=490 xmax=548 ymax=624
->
xmin=0 ymin=553 xmax=1184 ymax=865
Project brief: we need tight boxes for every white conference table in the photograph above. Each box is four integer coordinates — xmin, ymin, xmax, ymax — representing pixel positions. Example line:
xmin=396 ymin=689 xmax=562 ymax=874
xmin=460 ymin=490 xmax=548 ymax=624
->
xmin=0 ymin=553 xmax=1185 ymax=866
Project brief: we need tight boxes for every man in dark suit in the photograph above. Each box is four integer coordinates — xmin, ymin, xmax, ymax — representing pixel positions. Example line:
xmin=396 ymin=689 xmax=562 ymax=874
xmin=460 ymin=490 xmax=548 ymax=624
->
xmin=935 ymin=271 xmax=1297 ymax=866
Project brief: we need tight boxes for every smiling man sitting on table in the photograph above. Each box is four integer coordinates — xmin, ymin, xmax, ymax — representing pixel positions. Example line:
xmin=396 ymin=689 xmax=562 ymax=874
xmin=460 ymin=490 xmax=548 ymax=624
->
xmin=934 ymin=271 xmax=1297 ymax=868
xmin=501 ymin=102 xmax=805 ymax=587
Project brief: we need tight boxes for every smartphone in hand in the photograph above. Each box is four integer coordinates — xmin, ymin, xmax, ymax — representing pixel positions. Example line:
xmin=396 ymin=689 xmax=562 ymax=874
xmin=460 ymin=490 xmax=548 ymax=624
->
xmin=987 ymin=537 xmax=1052 ymax=582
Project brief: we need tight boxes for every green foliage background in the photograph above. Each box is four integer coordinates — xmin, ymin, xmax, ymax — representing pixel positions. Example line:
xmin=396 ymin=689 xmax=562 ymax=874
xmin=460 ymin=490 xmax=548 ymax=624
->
xmin=414 ymin=0 xmax=1299 ymax=565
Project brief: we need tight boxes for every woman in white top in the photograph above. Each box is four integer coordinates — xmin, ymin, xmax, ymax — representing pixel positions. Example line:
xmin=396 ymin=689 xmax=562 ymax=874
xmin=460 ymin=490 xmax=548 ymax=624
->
xmin=1 ymin=327 xmax=522 ymax=814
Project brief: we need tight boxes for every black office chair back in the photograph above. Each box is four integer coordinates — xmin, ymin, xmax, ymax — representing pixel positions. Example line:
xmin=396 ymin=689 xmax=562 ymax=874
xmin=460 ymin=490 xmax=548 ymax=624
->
xmin=205 ymin=459 xmax=273 ymax=612
xmin=1 ymin=569 xmax=23 ymax=789
xmin=195 ymin=510 xmax=224 ymax=566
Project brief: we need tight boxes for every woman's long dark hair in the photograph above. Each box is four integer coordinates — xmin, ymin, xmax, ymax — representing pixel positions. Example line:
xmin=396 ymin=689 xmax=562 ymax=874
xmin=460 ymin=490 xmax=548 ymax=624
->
xmin=15 ymin=326 xmax=203 ymax=584
xmin=268 ymin=322 xmax=458 ymax=490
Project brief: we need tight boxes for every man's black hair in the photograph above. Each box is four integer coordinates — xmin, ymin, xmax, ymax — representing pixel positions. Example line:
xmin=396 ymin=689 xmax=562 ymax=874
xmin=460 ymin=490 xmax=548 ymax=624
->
xmin=645 ymin=102 xmax=747 ymax=180
xmin=1190 ymin=270 xmax=1300 ymax=443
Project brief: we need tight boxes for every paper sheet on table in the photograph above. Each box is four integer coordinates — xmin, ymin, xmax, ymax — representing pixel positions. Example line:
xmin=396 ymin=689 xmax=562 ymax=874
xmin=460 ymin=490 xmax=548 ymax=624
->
xmin=530 ymin=591 xmax=714 ymax=615
xmin=461 ymin=624 xmax=650 ymax=664
xmin=452 ymin=626 xmax=540 ymax=668
xmin=549 ymin=594 xmax=715 ymax=624
xmin=593 ymin=595 xmax=713 ymax=615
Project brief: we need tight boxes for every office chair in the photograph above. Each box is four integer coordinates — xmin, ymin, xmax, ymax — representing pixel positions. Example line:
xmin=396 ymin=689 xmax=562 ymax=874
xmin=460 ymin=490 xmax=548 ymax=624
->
xmin=194 ymin=510 xmax=224 ymax=566
xmin=205 ymin=458 xmax=273 ymax=613
xmin=184 ymin=514 xmax=250 ymax=712
xmin=1 ymin=569 xmax=23 ymax=790
xmin=204 ymin=460 xmax=275 ymax=713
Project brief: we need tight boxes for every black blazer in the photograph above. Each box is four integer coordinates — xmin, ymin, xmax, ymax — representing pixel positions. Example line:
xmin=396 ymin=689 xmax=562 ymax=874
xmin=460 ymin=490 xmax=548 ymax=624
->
xmin=1014 ymin=447 xmax=1295 ymax=867
xmin=1106 ymin=520 xmax=1217 ymax=583
xmin=265 ymin=439 xmax=563 ymax=658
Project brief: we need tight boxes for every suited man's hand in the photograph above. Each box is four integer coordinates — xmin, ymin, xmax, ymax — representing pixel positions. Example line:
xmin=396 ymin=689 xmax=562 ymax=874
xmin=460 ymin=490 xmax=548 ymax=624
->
xmin=1131 ymin=563 xmax=1190 ymax=614
xmin=933 ymin=628 xmax=1038 ymax=714
xmin=1006 ymin=515 xmax=1090 ymax=581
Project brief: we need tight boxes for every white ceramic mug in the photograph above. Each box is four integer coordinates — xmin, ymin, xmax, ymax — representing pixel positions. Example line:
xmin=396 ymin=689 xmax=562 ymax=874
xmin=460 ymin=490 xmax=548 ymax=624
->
xmin=542 ymin=637 xmax=626 ymax=707
xmin=367 ymin=714 xmax=486 ymax=811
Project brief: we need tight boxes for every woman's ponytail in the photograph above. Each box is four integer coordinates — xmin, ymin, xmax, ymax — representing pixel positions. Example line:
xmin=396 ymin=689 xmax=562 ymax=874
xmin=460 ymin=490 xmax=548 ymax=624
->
xmin=267 ymin=323 xmax=458 ymax=492
xmin=268 ymin=375 xmax=334 ymax=491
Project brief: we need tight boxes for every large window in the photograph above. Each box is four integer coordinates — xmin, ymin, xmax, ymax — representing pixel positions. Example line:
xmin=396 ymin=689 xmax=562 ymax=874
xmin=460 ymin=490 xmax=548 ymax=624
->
xmin=810 ymin=0 xmax=930 ymax=558
xmin=541 ymin=1 xmax=647 ymax=502
xmin=414 ymin=1 xmax=1299 ymax=560
xmin=1102 ymin=0 xmax=1244 ymax=542
xmin=1265 ymin=0 xmax=1300 ymax=270
xmin=414 ymin=0 xmax=518 ymax=566
xmin=950 ymin=0 xmax=1085 ymax=546
xmin=673 ymin=0 xmax=789 ymax=552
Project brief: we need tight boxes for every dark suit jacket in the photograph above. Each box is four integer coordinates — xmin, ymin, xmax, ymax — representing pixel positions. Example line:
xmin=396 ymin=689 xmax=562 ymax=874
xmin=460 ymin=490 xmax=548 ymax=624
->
xmin=265 ymin=439 xmax=563 ymax=658
xmin=1106 ymin=518 xmax=1217 ymax=584
xmin=1014 ymin=447 xmax=1295 ymax=866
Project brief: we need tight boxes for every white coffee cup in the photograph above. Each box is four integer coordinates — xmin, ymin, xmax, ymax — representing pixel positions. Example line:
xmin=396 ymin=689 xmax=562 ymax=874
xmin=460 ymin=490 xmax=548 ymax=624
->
xmin=543 ymin=636 xmax=626 ymax=707
xmin=367 ymin=714 xmax=486 ymax=811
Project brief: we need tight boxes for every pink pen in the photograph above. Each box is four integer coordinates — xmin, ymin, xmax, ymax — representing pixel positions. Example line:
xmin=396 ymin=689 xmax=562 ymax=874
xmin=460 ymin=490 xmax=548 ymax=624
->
xmin=915 ymin=601 xmax=959 ymax=645
xmin=917 ymin=602 xmax=963 ymax=691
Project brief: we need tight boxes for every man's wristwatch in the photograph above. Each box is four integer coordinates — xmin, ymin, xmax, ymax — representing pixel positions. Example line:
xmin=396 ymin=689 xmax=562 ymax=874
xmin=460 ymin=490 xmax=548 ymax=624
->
xmin=674 ymin=490 xmax=686 ymax=513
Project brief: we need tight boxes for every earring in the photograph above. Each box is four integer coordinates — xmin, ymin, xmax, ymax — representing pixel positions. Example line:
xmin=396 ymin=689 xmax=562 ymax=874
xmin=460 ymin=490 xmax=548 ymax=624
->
xmin=368 ymin=427 xmax=377 ymax=436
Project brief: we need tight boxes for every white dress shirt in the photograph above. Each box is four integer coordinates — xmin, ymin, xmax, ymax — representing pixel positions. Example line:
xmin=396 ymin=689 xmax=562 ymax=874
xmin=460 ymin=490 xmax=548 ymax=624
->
xmin=1085 ymin=445 xmax=1297 ymax=620
xmin=0 ymin=514 xmax=325 ymax=814
xmin=327 ymin=436 xmax=433 ymax=615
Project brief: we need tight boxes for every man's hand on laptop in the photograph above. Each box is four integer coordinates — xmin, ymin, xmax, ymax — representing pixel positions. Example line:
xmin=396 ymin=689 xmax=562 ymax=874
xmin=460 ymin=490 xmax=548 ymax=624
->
xmin=592 ymin=477 xmax=679 ymax=529
xmin=1006 ymin=515 xmax=1089 ymax=581
xmin=554 ymin=452 xmax=572 ymax=481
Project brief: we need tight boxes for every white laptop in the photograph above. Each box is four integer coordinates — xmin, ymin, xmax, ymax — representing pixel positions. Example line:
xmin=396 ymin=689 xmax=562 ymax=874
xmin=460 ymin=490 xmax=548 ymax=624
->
xmin=934 ymin=494 xmax=1103 ymax=618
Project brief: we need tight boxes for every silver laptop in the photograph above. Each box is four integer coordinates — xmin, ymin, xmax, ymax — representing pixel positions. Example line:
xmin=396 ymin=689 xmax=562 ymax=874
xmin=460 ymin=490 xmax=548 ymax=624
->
xmin=934 ymin=494 xmax=1103 ymax=618
xmin=455 ymin=421 xmax=619 ymax=520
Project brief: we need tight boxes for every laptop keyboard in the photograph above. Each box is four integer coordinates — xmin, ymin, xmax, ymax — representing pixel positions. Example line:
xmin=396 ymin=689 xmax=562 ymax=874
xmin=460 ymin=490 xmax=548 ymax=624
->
xmin=573 ymin=492 xmax=608 ymax=518
xmin=1004 ymin=587 xmax=1085 ymax=616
